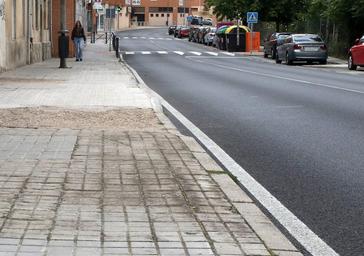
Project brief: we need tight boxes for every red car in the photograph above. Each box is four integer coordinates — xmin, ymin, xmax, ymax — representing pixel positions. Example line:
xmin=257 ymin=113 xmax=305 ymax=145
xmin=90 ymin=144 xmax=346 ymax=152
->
xmin=348 ymin=35 xmax=364 ymax=70
xmin=178 ymin=27 xmax=190 ymax=38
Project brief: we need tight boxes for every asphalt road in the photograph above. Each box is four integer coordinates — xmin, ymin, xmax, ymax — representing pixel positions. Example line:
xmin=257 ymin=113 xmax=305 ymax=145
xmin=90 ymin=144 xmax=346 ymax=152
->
xmin=117 ymin=27 xmax=364 ymax=256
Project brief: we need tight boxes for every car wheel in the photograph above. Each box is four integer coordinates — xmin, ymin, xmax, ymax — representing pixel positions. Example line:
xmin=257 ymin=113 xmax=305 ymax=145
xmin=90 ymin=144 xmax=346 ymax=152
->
xmin=319 ymin=60 xmax=327 ymax=65
xmin=275 ymin=54 xmax=282 ymax=64
xmin=348 ymin=55 xmax=357 ymax=70
xmin=264 ymin=52 xmax=268 ymax=58
xmin=286 ymin=52 xmax=292 ymax=65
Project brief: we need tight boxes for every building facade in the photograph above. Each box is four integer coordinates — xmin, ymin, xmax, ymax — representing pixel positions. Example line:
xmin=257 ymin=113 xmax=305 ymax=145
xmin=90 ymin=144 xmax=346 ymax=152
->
xmin=0 ymin=0 xmax=52 ymax=72
xmin=92 ymin=0 xmax=210 ymax=31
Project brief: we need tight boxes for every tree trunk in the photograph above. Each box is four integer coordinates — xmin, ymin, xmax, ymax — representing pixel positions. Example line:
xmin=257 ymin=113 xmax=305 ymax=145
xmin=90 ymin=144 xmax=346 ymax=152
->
xmin=276 ymin=21 xmax=280 ymax=32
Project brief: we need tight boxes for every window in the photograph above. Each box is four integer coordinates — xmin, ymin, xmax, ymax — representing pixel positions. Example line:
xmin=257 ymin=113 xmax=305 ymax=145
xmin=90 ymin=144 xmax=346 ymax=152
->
xmin=150 ymin=13 xmax=154 ymax=17
xmin=167 ymin=14 xmax=170 ymax=17
xmin=161 ymin=13 xmax=164 ymax=17
xmin=35 ymin=0 xmax=39 ymax=30
xmin=43 ymin=0 xmax=47 ymax=29
xmin=12 ymin=0 xmax=16 ymax=39
xmin=156 ymin=14 xmax=159 ymax=17
xmin=23 ymin=0 xmax=26 ymax=36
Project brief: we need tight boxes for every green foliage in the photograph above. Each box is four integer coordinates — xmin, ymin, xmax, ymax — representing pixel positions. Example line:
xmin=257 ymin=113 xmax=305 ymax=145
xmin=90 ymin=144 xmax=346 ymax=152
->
xmin=206 ymin=0 xmax=364 ymax=56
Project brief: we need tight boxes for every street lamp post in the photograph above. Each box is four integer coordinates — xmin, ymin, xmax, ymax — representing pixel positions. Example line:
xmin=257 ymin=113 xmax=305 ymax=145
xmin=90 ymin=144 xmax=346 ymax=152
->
xmin=59 ymin=0 xmax=69 ymax=68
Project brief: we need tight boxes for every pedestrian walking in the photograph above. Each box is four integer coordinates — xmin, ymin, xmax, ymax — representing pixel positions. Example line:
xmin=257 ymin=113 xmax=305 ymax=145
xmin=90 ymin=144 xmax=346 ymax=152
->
xmin=71 ymin=20 xmax=86 ymax=62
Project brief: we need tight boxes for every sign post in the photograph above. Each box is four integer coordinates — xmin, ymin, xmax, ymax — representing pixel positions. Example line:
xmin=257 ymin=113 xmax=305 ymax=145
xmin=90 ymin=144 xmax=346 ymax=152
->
xmin=247 ymin=12 xmax=258 ymax=54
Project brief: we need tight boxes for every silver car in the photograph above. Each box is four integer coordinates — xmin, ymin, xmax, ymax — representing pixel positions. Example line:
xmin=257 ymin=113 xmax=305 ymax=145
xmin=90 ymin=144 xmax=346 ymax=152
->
xmin=276 ymin=34 xmax=328 ymax=65
xmin=204 ymin=27 xmax=217 ymax=46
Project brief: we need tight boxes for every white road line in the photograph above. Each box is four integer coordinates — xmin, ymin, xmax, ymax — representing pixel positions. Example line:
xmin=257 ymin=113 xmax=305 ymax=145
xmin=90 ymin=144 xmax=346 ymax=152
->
xmin=123 ymin=37 xmax=129 ymax=39
xmin=165 ymin=38 xmax=173 ymax=41
xmin=189 ymin=51 xmax=202 ymax=56
xmin=125 ymin=52 xmax=135 ymax=55
xmin=132 ymin=37 xmax=138 ymax=39
xmin=141 ymin=51 xmax=151 ymax=55
xmin=141 ymin=36 xmax=146 ymax=39
xmin=158 ymin=38 xmax=164 ymax=40
xmin=149 ymin=37 xmax=155 ymax=40
xmin=205 ymin=52 xmax=219 ymax=56
xmin=220 ymin=52 xmax=236 ymax=56
xmin=192 ymin=59 xmax=364 ymax=95
xmin=157 ymin=51 xmax=168 ymax=55
xmin=125 ymin=62 xmax=340 ymax=256
xmin=174 ymin=51 xmax=185 ymax=55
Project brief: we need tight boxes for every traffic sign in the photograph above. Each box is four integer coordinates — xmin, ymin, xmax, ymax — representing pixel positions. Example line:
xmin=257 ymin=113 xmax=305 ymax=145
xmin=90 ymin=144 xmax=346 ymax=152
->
xmin=247 ymin=12 xmax=258 ymax=24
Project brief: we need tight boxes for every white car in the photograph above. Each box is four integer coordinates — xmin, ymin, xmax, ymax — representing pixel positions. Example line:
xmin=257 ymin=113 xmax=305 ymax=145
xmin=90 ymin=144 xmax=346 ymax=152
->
xmin=204 ymin=27 xmax=217 ymax=46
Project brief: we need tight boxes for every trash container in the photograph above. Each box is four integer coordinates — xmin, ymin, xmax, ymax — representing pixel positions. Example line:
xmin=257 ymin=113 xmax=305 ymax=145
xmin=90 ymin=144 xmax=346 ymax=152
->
xmin=224 ymin=25 xmax=250 ymax=52
xmin=226 ymin=33 xmax=246 ymax=52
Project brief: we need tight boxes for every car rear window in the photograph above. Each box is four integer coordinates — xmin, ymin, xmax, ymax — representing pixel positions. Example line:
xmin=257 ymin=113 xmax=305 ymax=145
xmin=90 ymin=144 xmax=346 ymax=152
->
xmin=294 ymin=35 xmax=323 ymax=42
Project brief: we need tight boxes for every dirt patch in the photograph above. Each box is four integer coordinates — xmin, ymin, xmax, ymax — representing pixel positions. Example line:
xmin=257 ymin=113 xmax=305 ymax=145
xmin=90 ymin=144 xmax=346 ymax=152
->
xmin=0 ymin=107 xmax=164 ymax=130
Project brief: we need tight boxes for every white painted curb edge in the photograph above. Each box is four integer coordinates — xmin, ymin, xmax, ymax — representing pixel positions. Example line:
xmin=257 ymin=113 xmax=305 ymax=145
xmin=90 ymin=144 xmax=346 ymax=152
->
xmin=122 ymin=58 xmax=339 ymax=256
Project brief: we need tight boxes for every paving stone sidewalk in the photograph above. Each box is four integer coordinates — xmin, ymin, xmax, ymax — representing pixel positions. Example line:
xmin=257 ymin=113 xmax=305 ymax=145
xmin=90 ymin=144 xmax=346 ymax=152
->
xmin=0 ymin=39 xmax=302 ymax=256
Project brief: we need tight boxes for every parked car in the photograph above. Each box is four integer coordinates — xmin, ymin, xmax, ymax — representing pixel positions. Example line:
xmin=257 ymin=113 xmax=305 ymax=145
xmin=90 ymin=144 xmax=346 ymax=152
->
xmin=178 ymin=26 xmax=191 ymax=38
xmin=348 ymin=35 xmax=364 ymax=70
xmin=197 ymin=27 xmax=209 ymax=44
xmin=264 ymin=32 xmax=292 ymax=59
xmin=191 ymin=16 xmax=203 ymax=26
xmin=204 ymin=27 xmax=217 ymax=46
xmin=276 ymin=34 xmax=328 ymax=65
xmin=168 ymin=25 xmax=177 ymax=35
xmin=189 ymin=26 xmax=200 ymax=42
xmin=174 ymin=26 xmax=183 ymax=37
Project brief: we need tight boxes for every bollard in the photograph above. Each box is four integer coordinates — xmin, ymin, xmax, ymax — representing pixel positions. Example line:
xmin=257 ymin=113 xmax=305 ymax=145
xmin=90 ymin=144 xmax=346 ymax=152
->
xmin=112 ymin=33 xmax=116 ymax=50
xmin=58 ymin=31 xmax=69 ymax=68
xmin=91 ymin=31 xmax=96 ymax=44
xmin=105 ymin=32 xmax=108 ymax=44
xmin=115 ymin=37 xmax=120 ymax=58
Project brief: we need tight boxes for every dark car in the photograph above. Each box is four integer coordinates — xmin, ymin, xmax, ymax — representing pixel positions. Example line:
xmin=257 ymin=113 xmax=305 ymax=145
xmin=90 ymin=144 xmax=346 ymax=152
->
xmin=189 ymin=26 xmax=200 ymax=42
xmin=276 ymin=34 xmax=328 ymax=65
xmin=168 ymin=25 xmax=177 ymax=35
xmin=348 ymin=35 xmax=364 ymax=70
xmin=264 ymin=32 xmax=292 ymax=59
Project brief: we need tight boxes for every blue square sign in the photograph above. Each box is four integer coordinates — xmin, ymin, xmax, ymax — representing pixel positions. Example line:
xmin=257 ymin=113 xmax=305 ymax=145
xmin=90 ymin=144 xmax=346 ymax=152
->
xmin=247 ymin=12 xmax=258 ymax=24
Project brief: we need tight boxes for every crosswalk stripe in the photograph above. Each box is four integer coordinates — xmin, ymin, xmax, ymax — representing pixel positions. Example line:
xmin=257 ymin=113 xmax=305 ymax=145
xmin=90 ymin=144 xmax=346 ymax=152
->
xmin=149 ymin=37 xmax=155 ymax=40
xmin=174 ymin=51 xmax=185 ymax=55
xmin=141 ymin=37 xmax=146 ymax=39
xmin=205 ymin=52 xmax=219 ymax=56
xmin=141 ymin=51 xmax=152 ymax=55
xmin=123 ymin=37 xmax=129 ymax=39
xmin=190 ymin=51 xmax=202 ymax=56
xmin=157 ymin=51 xmax=168 ymax=54
xmin=221 ymin=52 xmax=235 ymax=56
xmin=125 ymin=52 xmax=135 ymax=55
xmin=132 ymin=37 xmax=138 ymax=39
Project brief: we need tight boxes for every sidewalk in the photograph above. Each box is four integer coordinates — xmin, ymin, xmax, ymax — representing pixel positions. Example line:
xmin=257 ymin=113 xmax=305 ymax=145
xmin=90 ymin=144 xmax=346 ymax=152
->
xmin=0 ymin=39 xmax=302 ymax=256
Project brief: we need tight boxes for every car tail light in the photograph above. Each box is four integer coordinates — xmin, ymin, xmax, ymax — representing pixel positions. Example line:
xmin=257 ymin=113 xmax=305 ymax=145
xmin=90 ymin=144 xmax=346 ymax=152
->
xmin=320 ymin=44 xmax=327 ymax=50
xmin=293 ymin=44 xmax=302 ymax=50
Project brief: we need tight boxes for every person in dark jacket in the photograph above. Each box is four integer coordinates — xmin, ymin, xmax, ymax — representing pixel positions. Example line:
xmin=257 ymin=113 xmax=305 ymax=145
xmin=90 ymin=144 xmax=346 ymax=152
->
xmin=71 ymin=20 xmax=86 ymax=61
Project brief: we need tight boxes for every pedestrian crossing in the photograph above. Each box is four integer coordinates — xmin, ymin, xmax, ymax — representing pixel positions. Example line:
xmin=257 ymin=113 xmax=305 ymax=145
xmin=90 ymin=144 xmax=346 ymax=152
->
xmin=122 ymin=51 xmax=242 ymax=57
